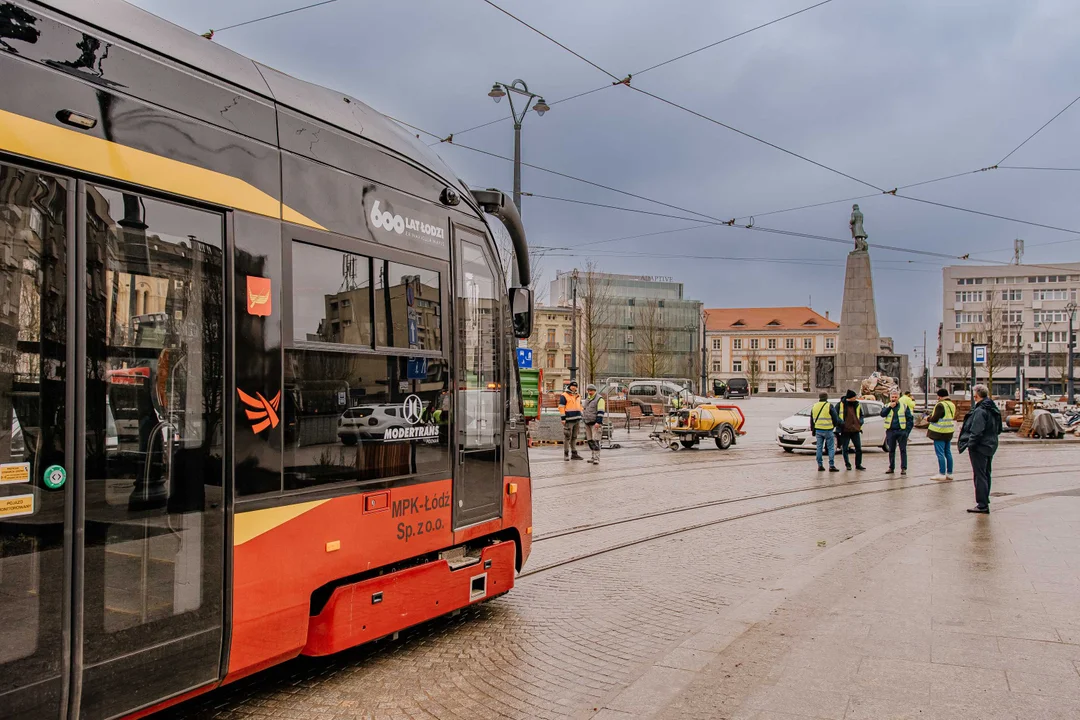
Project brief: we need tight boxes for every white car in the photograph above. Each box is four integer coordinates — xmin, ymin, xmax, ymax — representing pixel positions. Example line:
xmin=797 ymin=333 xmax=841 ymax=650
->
xmin=338 ymin=404 xmax=407 ymax=444
xmin=776 ymin=398 xmax=887 ymax=453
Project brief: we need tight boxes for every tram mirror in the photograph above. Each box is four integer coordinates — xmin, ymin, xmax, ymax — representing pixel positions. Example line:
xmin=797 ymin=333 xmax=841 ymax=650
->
xmin=510 ymin=287 xmax=533 ymax=339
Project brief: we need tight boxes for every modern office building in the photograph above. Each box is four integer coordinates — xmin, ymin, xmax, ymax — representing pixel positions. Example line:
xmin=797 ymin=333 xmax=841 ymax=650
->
xmin=548 ymin=270 xmax=703 ymax=384
xmin=934 ymin=262 xmax=1080 ymax=397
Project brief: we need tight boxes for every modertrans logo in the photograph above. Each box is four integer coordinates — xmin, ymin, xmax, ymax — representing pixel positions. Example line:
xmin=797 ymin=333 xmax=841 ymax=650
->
xmin=384 ymin=394 xmax=439 ymax=442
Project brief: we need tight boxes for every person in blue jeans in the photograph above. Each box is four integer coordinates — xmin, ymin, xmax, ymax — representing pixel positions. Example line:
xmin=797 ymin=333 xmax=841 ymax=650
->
xmin=810 ymin=392 xmax=842 ymax=472
xmin=880 ymin=390 xmax=914 ymax=475
xmin=926 ymin=388 xmax=956 ymax=480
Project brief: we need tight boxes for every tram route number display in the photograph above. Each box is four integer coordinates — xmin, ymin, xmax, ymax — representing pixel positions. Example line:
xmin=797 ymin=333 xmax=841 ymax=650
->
xmin=394 ymin=489 xmax=451 ymax=542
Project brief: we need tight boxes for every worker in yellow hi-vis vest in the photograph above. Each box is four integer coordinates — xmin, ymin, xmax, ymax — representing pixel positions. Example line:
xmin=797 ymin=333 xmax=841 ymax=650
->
xmin=880 ymin=390 xmax=915 ymax=475
xmin=926 ymin=388 xmax=956 ymax=481
xmin=810 ymin=392 xmax=842 ymax=473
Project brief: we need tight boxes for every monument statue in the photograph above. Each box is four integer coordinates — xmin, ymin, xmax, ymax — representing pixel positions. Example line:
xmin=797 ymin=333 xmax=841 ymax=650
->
xmin=815 ymin=355 xmax=835 ymax=389
xmin=849 ymin=204 xmax=869 ymax=252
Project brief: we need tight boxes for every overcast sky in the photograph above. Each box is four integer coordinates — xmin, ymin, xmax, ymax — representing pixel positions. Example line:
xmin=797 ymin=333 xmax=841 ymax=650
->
xmin=130 ymin=0 xmax=1080 ymax=361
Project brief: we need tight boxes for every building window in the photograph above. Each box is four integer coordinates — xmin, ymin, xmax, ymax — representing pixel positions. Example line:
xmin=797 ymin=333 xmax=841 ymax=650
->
xmin=547 ymin=353 xmax=556 ymax=369
xmin=825 ymin=337 xmax=835 ymax=350
xmin=733 ymin=338 xmax=743 ymax=350
xmin=767 ymin=382 xmax=776 ymax=393
xmin=563 ymin=329 xmax=571 ymax=344
xmin=957 ymin=277 xmax=983 ymax=285
xmin=1035 ymin=289 xmax=1070 ymax=301
xmin=1033 ymin=310 xmax=1069 ymax=324
xmin=750 ymin=360 xmax=760 ymax=372
xmin=563 ymin=354 xmax=571 ymax=367
xmin=767 ymin=360 xmax=777 ymax=372
xmin=1002 ymin=289 xmax=1022 ymax=301
xmin=712 ymin=362 xmax=723 ymax=372
xmin=785 ymin=338 xmax=795 ymax=350
xmin=785 ymin=360 xmax=795 ymax=373
xmin=750 ymin=338 xmax=760 ymax=349
xmin=547 ymin=328 xmax=556 ymax=343
xmin=955 ymin=312 xmax=984 ymax=325
xmin=712 ymin=338 xmax=723 ymax=350
xmin=732 ymin=360 xmax=743 ymax=372
xmin=1035 ymin=331 xmax=1068 ymax=343
xmin=803 ymin=338 xmax=813 ymax=350
xmin=1002 ymin=310 xmax=1022 ymax=325
xmin=955 ymin=291 xmax=984 ymax=303
xmin=767 ymin=338 xmax=777 ymax=350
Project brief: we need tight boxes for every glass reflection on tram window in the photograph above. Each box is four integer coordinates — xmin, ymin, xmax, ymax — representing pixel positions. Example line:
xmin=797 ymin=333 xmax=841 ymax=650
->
xmin=380 ymin=261 xmax=441 ymax=351
xmin=0 ymin=165 xmax=67 ymax=690
xmin=292 ymin=241 xmax=372 ymax=346
xmin=83 ymin=186 xmax=224 ymax=640
xmin=283 ymin=350 xmax=450 ymax=490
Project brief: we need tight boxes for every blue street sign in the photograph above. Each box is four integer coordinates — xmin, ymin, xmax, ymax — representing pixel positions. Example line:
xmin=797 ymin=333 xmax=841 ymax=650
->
xmin=407 ymin=357 xmax=428 ymax=379
xmin=407 ymin=311 xmax=419 ymax=346
xmin=517 ymin=348 xmax=533 ymax=368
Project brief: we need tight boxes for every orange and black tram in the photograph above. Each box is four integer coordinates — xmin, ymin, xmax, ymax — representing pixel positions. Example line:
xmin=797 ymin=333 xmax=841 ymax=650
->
xmin=0 ymin=1 xmax=536 ymax=718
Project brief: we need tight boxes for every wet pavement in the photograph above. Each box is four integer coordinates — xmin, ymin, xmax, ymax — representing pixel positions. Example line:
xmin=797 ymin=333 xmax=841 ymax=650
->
xmin=162 ymin=398 xmax=1080 ymax=720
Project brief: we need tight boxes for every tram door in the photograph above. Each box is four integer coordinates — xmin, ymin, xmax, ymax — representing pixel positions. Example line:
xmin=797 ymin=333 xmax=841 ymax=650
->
xmin=453 ymin=229 xmax=504 ymax=528
xmin=0 ymin=162 xmax=226 ymax=720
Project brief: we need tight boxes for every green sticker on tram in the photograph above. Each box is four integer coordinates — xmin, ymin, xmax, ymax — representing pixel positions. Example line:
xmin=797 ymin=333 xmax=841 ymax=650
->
xmin=43 ymin=465 xmax=67 ymax=489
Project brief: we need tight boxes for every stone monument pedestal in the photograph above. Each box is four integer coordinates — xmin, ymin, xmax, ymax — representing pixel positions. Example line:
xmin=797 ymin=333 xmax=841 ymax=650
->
xmin=833 ymin=250 xmax=881 ymax=393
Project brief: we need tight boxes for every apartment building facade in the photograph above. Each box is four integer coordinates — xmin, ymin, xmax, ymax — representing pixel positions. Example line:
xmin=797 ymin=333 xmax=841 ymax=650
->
xmin=523 ymin=305 xmax=582 ymax=392
xmin=705 ymin=307 xmax=839 ymax=394
xmin=935 ymin=262 xmax=1080 ymax=397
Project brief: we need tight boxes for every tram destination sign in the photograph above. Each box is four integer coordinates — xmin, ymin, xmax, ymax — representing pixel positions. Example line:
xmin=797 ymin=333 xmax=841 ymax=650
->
xmin=366 ymin=195 xmax=449 ymax=260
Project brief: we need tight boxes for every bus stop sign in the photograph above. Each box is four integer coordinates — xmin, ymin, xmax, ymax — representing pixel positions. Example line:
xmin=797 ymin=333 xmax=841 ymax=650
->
xmin=973 ymin=344 xmax=987 ymax=365
xmin=517 ymin=348 xmax=533 ymax=368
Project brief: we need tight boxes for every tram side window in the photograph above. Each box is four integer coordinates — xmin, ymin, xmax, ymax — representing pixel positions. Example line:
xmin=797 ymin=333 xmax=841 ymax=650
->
xmin=374 ymin=260 xmax=442 ymax=351
xmin=0 ymin=165 xmax=68 ymax=681
xmin=283 ymin=350 xmax=450 ymax=490
xmin=292 ymin=242 xmax=372 ymax=346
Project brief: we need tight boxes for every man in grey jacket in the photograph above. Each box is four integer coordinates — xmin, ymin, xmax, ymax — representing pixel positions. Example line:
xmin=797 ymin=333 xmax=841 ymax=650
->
xmin=958 ymin=385 xmax=1001 ymax=514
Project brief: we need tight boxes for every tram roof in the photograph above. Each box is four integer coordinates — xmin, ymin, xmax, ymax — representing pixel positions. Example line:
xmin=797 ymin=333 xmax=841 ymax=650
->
xmin=37 ymin=0 xmax=469 ymax=195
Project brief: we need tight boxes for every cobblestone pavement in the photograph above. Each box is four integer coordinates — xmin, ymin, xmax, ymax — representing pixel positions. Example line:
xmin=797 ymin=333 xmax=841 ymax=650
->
xmin=161 ymin=398 xmax=1080 ymax=720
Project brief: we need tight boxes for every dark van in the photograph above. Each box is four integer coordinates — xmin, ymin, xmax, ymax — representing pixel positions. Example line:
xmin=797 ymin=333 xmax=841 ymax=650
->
xmin=725 ymin=378 xmax=750 ymax=399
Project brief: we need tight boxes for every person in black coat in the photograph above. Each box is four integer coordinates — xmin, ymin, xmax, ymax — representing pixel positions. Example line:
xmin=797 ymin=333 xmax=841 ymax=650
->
xmin=957 ymin=384 xmax=1002 ymax=514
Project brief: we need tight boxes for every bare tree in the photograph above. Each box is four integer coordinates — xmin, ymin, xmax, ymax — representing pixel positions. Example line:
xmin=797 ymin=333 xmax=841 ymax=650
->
xmin=579 ymin=262 xmax=613 ymax=385
xmin=632 ymin=298 xmax=670 ymax=378
xmin=787 ymin=350 xmax=800 ymax=392
xmin=980 ymin=294 xmax=1011 ymax=389
xmin=745 ymin=344 xmax=761 ymax=395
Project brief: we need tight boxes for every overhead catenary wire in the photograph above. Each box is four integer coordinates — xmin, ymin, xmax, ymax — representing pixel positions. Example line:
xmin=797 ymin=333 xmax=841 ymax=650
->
xmin=479 ymin=0 xmax=621 ymax=82
xmin=207 ymin=0 xmax=340 ymax=35
xmin=997 ymin=94 xmax=1080 ymax=165
xmin=444 ymin=0 xmax=837 ymax=141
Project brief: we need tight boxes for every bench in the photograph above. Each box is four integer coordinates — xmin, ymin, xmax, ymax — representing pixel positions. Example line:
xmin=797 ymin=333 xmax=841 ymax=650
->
xmin=626 ymin=404 xmax=644 ymax=429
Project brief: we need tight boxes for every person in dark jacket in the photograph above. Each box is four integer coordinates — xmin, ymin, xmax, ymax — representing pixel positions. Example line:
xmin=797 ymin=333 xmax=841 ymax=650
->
xmin=835 ymin=390 xmax=866 ymax=471
xmin=880 ymin=390 xmax=914 ymax=475
xmin=958 ymin=384 xmax=1001 ymax=514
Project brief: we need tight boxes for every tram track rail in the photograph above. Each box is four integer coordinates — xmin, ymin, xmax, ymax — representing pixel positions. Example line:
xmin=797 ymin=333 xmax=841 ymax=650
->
xmin=519 ymin=464 xmax=1078 ymax=580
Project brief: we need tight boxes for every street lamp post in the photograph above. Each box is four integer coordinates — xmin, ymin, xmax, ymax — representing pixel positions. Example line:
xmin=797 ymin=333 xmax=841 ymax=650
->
xmin=1035 ymin=319 xmax=1052 ymax=392
xmin=1067 ymin=302 xmax=1077 ymax=402
xmin=487 ymin=80 xmax=549 ymax=286
xmin=569 ymin=270 xmax=579 ymax=383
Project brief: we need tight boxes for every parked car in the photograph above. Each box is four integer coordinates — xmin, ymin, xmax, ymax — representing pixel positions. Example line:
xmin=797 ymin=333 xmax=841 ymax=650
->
xmin=724 ymin=378 xmax=750 ymax=399
xmin=776 ymin=398 xmax=887 ymax=453
xmin=338 ymin=404 xmax=407 ymax=444
xmin=625 ymin=380 xmax=706 ymax=412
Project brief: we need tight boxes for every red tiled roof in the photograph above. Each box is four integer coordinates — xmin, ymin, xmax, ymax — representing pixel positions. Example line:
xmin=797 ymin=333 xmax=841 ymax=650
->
xmin=704 ymin=307 xmax=838 ymax=331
